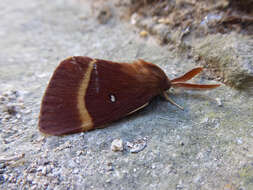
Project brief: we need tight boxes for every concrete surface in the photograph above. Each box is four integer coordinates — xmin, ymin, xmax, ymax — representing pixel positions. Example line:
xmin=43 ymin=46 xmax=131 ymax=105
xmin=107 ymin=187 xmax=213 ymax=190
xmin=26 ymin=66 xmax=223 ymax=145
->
xmin=0 ymin=0 xmax=253 ymax=190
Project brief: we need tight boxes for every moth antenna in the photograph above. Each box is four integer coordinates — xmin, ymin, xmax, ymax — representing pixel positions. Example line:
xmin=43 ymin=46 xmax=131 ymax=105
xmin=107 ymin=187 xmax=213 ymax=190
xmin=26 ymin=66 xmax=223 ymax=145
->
xmin=171 ymin=67 xmax=203 ymax=83
xmin=171 ymin=83 xmax=220 ymax=90
xmin=163 ymin=91 xmax=184 ymax=110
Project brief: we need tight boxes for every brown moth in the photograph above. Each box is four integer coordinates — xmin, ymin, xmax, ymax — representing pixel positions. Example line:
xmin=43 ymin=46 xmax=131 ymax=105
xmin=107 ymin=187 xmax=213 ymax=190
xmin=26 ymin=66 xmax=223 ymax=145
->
xmin=39 ymin=56 xmax=220 ymax=135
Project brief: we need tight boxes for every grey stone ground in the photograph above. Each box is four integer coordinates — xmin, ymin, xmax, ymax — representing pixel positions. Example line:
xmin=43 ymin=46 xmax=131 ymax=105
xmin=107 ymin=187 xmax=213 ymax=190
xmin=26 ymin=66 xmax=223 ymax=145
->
xmin=0 ymin=0 xmax=253 ymax=189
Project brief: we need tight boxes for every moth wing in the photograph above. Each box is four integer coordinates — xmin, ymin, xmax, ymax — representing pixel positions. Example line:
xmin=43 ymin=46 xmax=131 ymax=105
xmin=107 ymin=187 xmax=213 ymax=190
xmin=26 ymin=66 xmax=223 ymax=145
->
xmin=85 ymin=59 xmax=155 ymax=128
xmin=39 ymin=57 xmax=155 ymax=135
xmin=39 ymin=57 xmax=94 ymax=135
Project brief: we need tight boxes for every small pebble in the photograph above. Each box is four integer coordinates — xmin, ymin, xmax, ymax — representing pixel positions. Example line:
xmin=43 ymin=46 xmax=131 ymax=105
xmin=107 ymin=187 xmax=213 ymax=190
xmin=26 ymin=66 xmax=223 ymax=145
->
xmin=73 ymin=168 xmax=79 ymax=174
xmin=140 ymin=30 xmax=148 ymax=37
xmin=42 ymin=167 xmax=47 ymax=175
xmin=158 ymin=18 xmax=171 ymax=24
xmin=127 ymin=138 xmax=147 ymax=153
xmin=216 ymin=98 xmax=223 ymax=106
xmin=111 ymin=139 xmax=123 ymax=152
xmin=236 ymin=138 xmax=243 ymax=145
xmin=27 ymin=174 xmax=34 ymax=182
xmin=130 ymin=13 xmax=139 ymax=25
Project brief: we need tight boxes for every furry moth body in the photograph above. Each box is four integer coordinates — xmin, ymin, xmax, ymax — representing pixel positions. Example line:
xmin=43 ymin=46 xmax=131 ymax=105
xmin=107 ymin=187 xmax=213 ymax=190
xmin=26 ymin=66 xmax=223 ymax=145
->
xmin=39 ymin=56 xmax=220 ymax=135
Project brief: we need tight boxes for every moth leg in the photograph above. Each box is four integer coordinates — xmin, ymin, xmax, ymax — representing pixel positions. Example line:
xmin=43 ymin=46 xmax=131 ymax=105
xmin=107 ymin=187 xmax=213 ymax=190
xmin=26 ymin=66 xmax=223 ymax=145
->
xmin=163 ymin=91 xmax=184 ymax=110
xmin=126 ymin=102 xmax=149 ymax=116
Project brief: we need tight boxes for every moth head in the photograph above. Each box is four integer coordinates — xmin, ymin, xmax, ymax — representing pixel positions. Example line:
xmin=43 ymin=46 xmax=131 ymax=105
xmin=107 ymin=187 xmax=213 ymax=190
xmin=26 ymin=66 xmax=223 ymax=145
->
xmin=135 ymin=59 xmax=171 ymax=92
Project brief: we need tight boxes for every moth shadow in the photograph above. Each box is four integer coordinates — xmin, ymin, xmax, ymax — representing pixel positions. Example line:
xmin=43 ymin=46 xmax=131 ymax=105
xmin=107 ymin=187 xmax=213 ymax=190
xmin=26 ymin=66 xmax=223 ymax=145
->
xmin=171 ymin=91 xmax=219 ymax=104
xmin=97 ymin=96 xmax=163 ymax=131
xmin=98 ymin=91 xmax=219 ymax=133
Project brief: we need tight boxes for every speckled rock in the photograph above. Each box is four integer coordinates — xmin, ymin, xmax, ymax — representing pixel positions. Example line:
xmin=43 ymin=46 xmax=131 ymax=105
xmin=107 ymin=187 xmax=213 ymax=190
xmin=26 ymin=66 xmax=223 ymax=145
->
xmin=193 ymin=33 xmax=253 ymax=91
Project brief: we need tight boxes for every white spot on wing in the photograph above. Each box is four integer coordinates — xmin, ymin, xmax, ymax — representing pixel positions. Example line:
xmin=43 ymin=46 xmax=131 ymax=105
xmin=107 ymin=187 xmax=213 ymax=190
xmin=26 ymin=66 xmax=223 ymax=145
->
xmin=110 ymin=94 xmax=116 ymax=103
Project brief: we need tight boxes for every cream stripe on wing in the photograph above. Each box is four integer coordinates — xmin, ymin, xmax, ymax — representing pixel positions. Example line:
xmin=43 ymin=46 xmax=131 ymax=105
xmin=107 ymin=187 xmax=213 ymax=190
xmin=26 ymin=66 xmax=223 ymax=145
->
xmin=77 ymin=59 xmax=96 ymax=131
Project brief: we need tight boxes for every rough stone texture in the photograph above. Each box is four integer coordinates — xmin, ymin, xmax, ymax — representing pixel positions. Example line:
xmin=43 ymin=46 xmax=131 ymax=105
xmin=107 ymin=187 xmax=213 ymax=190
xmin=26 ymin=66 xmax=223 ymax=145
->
xmin=0 ymin=0 xmax=253 ymax=190
xmin=193 ymin=33 xmax=253 ymax=91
